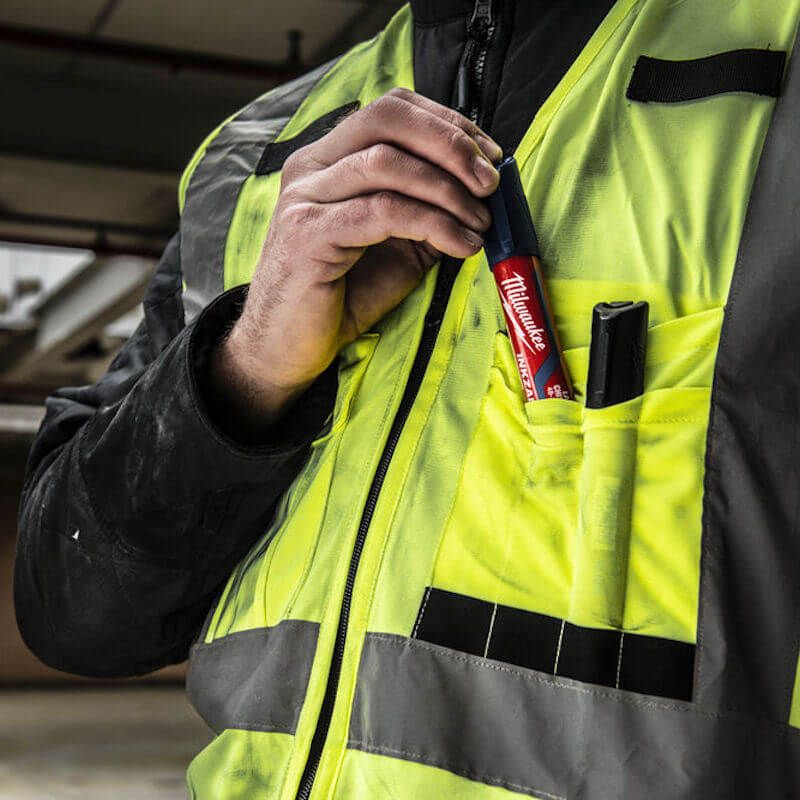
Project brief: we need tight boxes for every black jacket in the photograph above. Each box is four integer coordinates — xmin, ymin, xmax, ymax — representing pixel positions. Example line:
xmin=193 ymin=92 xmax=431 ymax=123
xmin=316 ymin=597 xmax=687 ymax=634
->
xmin=15 ymin=0 xmax=614 ymax=677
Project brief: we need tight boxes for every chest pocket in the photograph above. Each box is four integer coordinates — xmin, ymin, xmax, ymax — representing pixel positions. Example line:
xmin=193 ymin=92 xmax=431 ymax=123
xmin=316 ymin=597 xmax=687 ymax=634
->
xmin=412 ymin=306 xmax=722 ymax=703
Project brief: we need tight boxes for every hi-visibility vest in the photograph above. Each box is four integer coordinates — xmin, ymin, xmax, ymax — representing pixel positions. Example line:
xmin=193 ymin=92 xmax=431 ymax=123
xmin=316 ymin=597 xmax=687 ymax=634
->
xmin=179 ymin=2 xmax=800 ymax=797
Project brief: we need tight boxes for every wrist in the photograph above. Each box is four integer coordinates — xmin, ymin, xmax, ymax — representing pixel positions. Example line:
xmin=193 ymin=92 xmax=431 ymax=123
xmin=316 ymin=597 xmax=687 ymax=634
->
xmin=210 ymin=328 xmax=312 ymax=434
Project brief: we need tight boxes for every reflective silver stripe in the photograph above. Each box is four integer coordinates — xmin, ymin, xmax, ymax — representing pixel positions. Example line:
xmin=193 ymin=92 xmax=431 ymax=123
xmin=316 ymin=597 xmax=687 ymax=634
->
xmin=180 ymin=59 xmax=336 ymax=321
xmin=349 ymin=633 xmax=800 ymax=798
xmin=187 ymin=620 xmax=319 ymax=735
xmin=695 ymin=33 xmax=800 ymax=720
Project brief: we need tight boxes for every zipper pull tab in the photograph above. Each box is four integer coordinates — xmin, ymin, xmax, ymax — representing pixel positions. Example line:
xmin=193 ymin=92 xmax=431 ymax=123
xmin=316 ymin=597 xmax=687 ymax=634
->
xmin=455 ymin=50 xmax=473 ymax=117
xmin=467 ymin=0 xmax=493 ymax=38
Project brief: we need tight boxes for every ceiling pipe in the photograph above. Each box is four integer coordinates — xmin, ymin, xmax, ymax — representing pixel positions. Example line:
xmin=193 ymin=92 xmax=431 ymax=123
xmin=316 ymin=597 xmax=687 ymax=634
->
xmin=0 ymin=209 xmax=172 ymax=257
xmin=0 ymin=232 xmax=166 ymax=259
xmin=0 ymin=22 xmax=306 ymax=82
xmin=0 ymin=209 xmax=173 ymax=238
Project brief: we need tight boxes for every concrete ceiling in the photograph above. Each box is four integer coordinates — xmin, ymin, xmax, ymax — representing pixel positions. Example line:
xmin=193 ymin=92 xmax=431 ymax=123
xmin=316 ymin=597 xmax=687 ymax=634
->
xmin=0 ymin=0 xmax=403 ymax=404
xmin=0 ymin=0 xmax=399 ymax=62
xmin=0 ymin=0 xmax=403 ymax=255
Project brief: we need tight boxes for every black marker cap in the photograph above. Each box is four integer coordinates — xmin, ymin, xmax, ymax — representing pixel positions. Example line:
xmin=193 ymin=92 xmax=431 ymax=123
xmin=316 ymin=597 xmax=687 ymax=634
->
xmin=586 ymin=301 xmax=650 ymax=409
xmin=484 ymin=156 xmax=540 ymax=268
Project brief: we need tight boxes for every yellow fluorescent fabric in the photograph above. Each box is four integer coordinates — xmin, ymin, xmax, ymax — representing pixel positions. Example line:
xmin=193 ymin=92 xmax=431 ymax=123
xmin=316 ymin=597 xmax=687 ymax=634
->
xmin=791 ymin=653 xmax=800 ymax=728
xmin=333 ymin=749 xmax=535 ymax=800
xmin=177 ymin=0 xmax=800 ymax=795
xmin=187 ymin=731 xmax=294 ymax=799
xmin=516 ymin=0 xmax=800 ymax=330
xmin=368 ymin=0 xmax=799 ymax=648
xmin=204 ymin=334 xmax=381 ymax=641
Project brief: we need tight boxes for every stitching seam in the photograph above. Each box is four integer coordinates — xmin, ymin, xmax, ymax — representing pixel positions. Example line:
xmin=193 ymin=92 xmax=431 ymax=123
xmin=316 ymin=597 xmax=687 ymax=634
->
xmin=412 ymin=586 xmax=432 ymax=638
xmin=349 ymin=740 xmax=566 ymax=800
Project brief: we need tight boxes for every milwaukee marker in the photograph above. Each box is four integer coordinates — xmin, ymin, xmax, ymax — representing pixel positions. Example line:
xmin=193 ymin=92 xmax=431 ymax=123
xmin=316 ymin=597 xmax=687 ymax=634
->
xmin=484 ymin=156 xmax=572 ymax=401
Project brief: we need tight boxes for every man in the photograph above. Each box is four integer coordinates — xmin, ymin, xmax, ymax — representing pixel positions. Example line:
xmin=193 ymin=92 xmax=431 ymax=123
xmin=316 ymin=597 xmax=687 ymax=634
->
xmin=15 ymin=0 xmax=800 ymax=796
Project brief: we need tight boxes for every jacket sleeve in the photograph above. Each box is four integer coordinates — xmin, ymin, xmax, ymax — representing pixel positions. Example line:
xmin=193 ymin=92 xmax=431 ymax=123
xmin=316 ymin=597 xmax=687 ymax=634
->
xmin=14 ymin=234 xmax=337 ymax=677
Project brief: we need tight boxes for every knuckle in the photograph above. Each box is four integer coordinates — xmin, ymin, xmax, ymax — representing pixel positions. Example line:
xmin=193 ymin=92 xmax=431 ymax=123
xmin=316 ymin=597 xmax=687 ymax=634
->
xmin=281 ymin=148 xmax=305 ymax=178
xmin=348 ymin=149 xmax=370 ymax=181
xmin=283 ymin=200 xmax=320 ymax=229
xmin=447 ymin=106 xmax=477 ymax=133
xmin=445 ymin=126 xmax=473 ymax=155
xmin=368 ymin=94 xmax=391 ymax=117
xmin=343 ymin=195 xmax=370 ymax=225
xmin=371 ymin=190 xmax=398 ymax=215
xmin=441 ymin=182 xmax=467 ymax=213
xmin=387 ymin=86 xmax=414 ymax=102
xmin=369 ymin=92 xmax=407 ymax=121
xmin=365 ymin=143 xmax=398 ymax=173
xmin=431 ymin=209 xmax=460 ymax=239
xmin=283 ymin=143 xmax=326 ymax=182
xmin=373 ymin=189 xmax=395 ymax=209
xmin=427 ymin=206 xmax=451 ymax=228
xmin=278 ymin=182 xmax=302 ymax=205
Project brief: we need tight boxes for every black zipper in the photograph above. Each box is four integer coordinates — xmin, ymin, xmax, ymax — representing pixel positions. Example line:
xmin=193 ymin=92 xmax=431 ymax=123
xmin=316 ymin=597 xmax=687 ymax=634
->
xmin=294 ymin=4 xmax=496 ymax=798
xmin=294 ymin=259 xmax=458 ymax=800
xmin=455 ymin=0 xmax=496 ymax=121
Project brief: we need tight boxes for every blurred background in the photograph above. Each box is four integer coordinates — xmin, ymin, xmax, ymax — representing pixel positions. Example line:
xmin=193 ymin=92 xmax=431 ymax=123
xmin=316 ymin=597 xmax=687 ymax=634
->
xmin=0 ymin=1 xmax=400 ymax=796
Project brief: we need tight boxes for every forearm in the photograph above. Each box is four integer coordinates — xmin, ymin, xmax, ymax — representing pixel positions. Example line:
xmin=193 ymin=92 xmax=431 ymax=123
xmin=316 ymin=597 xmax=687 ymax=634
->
xmin=15 ymin=258 xmax=337 ymax=677
xmin=77 ymin=292 xmax=333 ymax=563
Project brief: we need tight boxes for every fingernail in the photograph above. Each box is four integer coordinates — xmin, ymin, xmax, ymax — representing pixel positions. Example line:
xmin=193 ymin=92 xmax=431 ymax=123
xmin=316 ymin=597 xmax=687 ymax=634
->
xmin=474 ymin=134 xmax=503 ymax=162
xmin=463 ymin=229 xmax=484 ymax=250
xmin=473 ymin=156 xmax=499 ymax=189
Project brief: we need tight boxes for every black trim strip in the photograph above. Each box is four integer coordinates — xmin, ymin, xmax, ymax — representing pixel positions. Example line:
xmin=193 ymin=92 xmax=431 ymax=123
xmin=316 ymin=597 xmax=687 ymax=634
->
xmin=626 ymin=49 xmax=786 ymax=103
xmin=414 ymin=587 xmax=694 ymax=701
xmin=255 ymin=101 xmax=360 ymax=175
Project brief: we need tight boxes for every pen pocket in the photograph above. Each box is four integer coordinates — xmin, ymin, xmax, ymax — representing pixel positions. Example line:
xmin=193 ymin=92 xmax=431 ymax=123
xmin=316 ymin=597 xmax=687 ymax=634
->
xmin=569 ymin=387 xmax=710 ymax=639
xmin=574 ymin=385 xmax=711 ymax=640
xmin=425 ymin=331 xmax=582 ymax=624
xmin=565 ymin=308 xmax=720 ymax=639
xmin=569 ymin=397 xmax=640 ymax=631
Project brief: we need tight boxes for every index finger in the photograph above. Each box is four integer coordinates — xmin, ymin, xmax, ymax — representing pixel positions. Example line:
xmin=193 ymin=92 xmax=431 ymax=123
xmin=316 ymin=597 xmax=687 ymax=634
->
xmin=388 ymin=88 xmax=503 ymax=161
xmin=308 ymin=89 xmax=504 ymax=197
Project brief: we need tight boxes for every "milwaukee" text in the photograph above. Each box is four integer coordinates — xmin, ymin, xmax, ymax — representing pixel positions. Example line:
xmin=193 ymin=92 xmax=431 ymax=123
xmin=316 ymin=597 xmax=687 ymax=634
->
xmin=499 ymin=272 xmax=547 ymax=352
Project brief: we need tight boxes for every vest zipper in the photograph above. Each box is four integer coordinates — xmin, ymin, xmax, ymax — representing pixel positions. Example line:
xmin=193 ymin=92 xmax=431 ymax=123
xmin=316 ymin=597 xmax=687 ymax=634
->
xmin=294 ymin=3 xmax=495 ymax=797
xmin=455 ymin=0 xmax=496 ymax=121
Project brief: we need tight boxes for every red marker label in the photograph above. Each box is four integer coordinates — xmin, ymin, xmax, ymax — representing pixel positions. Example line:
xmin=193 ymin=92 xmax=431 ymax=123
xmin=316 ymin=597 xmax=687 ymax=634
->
xmin=493 ymin=255 xmax=572 ymax=402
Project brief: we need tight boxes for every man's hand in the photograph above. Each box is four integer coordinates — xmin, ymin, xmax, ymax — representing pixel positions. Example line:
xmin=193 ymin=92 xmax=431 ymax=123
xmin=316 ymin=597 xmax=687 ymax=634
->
xmin=210 ymin=88 xmax=503 ymax=433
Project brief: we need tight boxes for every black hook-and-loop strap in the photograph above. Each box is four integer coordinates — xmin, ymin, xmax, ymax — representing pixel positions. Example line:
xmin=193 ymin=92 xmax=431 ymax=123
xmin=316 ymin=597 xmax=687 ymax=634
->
xmin=627 ymin=48 xmax=786 ymax=104
xmin=255 ymin=100 xmax=361 ymax=175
